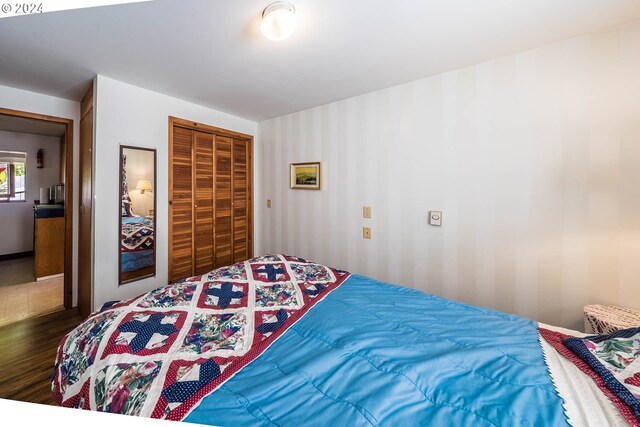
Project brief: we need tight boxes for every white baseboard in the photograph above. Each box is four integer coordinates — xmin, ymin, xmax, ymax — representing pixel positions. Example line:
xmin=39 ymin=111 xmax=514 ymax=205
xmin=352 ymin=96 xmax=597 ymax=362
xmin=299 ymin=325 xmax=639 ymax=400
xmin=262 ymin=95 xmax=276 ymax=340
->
xmin=37 ymin=273 xmax=64 ymax=281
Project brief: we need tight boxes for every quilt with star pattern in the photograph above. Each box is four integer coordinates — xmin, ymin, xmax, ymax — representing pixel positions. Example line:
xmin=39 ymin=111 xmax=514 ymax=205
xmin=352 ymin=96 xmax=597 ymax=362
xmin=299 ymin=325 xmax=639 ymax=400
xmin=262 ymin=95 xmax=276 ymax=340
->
xmin=51 ymin=255 xmax=350 ymax=420
xmin=121 ymin=216 xmax=154 ymax=252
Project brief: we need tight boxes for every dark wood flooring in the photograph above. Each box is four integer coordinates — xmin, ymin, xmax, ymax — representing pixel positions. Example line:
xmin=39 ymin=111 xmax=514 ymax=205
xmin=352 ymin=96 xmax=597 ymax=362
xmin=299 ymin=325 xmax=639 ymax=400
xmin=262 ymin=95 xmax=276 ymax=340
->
xmin=0 ymin=308 xmax=82 ymax=404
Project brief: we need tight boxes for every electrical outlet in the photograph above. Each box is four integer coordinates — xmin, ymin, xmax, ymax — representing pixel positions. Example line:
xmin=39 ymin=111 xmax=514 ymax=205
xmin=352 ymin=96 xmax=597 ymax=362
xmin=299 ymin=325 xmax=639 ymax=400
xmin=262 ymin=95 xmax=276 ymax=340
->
xmin=267 ymin=199 xmax=272 ymax=208
xmin=363 ymin=227 xmax=372 ymax=239
xmin=429 ymin=211 xmax=442 ymax=226
xmin=363 ymin=206 xmax=372 ymax=218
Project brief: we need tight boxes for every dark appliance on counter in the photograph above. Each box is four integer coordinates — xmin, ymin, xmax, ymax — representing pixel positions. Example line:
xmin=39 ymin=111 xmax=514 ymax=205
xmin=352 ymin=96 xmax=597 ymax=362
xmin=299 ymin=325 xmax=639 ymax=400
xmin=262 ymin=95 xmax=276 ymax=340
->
xmin=50 ymin=184 xmax=64 ymax=204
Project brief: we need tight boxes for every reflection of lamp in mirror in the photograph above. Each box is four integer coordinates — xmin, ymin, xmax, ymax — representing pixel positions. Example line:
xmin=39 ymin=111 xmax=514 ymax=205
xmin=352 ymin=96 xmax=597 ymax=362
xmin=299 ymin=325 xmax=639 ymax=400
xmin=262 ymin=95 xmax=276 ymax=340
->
xmin=136 ymin=180 xmax=152 ymax=194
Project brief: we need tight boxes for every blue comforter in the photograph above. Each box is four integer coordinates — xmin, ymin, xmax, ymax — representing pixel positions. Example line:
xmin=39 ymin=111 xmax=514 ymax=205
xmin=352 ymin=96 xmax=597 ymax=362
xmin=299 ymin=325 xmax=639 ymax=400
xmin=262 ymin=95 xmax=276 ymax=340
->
xmin=186 ymin=275 xmax=568 ymax=426
xmin=121 ymin=249 xmax=154 ymax=272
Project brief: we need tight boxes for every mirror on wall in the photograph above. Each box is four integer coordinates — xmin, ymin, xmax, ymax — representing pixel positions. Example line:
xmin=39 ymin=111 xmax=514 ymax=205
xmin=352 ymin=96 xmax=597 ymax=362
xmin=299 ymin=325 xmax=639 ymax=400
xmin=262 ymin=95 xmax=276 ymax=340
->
xmin=119 ymin=145 xmax=156 ymax=285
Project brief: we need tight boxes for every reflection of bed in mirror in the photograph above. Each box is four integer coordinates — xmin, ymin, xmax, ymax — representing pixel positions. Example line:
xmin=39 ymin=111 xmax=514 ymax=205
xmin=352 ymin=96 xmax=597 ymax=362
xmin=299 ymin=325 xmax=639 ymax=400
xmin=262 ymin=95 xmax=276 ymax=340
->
xmin=120 ymin=216 xmax=154 ymax=279
xmin=120 ymin=146 xmax=156 ymax=284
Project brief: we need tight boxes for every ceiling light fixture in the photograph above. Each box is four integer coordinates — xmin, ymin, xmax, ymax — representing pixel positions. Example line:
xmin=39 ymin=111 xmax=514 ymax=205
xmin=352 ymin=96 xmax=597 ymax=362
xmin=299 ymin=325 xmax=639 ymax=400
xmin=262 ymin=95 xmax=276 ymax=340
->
xmin=261 ymin=1 xmax=297 ymax=41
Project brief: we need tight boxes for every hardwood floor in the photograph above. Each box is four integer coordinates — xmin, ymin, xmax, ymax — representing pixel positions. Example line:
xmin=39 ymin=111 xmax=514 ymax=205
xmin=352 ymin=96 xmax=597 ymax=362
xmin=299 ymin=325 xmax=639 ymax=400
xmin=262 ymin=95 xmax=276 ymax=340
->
xmin=0 ymin=308 xmax=82 ymax=404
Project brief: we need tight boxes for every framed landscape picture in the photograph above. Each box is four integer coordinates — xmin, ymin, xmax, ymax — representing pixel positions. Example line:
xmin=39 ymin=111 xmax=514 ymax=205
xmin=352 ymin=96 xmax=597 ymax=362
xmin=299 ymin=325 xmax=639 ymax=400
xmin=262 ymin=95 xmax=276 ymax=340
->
xmin=290 ymin=162 xmax=321 ymax=190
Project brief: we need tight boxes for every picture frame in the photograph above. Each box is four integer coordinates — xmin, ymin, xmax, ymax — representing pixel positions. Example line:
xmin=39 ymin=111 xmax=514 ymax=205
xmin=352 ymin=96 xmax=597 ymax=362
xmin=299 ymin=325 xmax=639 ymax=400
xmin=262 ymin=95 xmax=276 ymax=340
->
xmin=290 ymin=162 xmax=321 ymax=190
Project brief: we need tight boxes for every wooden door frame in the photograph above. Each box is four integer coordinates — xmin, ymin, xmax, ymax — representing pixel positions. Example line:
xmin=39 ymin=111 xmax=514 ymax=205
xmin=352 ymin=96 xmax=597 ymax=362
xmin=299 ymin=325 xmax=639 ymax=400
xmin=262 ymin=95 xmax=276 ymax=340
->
xmin=78 ymin=83 xmax=93 ymax=318
xmin=0 ymin=107 xmax=74 ymax=309
xmin=168 ymin=116 xmax=254 ymax=281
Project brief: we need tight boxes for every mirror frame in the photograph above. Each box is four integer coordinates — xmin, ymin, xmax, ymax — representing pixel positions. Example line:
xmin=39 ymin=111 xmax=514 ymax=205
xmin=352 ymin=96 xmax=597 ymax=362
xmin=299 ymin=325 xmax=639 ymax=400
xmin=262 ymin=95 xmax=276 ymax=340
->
xmin=118 ymin=145 xmax=157 ymax=285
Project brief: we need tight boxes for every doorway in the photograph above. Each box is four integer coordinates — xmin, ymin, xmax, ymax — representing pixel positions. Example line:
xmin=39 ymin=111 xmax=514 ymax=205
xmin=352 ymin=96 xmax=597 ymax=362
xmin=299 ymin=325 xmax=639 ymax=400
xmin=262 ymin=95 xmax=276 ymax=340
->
xmin=0 ymin=107 xmax=74 ymax=326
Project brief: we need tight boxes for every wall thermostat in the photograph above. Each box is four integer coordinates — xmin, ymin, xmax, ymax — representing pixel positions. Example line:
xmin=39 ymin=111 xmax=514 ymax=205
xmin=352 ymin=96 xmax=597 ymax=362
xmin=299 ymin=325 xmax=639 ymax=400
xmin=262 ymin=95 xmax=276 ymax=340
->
xmin=429 ymin=211 xmax=442 ymax=226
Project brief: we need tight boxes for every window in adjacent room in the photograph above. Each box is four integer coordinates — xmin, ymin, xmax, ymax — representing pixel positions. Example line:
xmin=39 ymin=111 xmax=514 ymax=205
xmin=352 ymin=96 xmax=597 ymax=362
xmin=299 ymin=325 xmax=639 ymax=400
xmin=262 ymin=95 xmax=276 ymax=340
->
xmin=0 ymin=151 xmax=26 ymax=202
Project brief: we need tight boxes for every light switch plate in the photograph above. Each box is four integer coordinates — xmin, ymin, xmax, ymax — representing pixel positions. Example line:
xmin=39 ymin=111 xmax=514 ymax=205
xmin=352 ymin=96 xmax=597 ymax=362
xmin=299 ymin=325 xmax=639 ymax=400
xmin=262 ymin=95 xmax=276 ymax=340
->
xmin=363 ymin=227 xmax=372 ymax=239
xmin=429 ymin=211 xmax=442 ymax=226
xmin=363 ymin=206 xmax=372 ymax=218
xmin=267 ymin=199 xmax=272 ymax=208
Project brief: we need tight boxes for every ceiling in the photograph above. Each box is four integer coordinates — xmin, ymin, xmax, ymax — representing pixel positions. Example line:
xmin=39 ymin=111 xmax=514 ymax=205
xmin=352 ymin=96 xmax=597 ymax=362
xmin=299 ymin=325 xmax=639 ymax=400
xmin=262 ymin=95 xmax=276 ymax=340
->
xmin=0 ymin=114 xmax=66 ymax=137
xmin=0 ymin=0 xmax=639 ymax=121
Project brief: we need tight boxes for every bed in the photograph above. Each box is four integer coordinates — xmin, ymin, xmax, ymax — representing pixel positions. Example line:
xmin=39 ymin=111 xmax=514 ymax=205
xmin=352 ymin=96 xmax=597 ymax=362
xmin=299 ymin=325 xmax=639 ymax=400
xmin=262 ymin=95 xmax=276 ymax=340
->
xmin=120 ymin=216 xmax=154 ymax=273
xmin=52 ymin=255 xmax=639 ymax=426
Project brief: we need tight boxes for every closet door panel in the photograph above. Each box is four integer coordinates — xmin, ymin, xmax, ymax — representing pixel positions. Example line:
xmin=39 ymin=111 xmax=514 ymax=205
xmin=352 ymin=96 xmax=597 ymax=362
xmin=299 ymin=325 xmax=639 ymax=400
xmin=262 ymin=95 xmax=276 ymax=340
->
xmin=194 ymin=131 xmax=215 ymax=275
xmin=170 ymin=126 xmax=194 ymax=282
xmin=232 ymin=138 xmax=249 ymax=262
xmin=214 ymin=136 xmax=233 ymax=268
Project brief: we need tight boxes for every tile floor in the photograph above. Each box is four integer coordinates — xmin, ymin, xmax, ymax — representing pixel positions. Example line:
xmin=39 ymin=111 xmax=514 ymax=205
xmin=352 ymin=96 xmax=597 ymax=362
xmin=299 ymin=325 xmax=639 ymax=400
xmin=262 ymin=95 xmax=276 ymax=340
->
xmin=0 ymin=275 xmax=64 ymax=327
xmin=0 ymin=256 xmax=36 ymax=287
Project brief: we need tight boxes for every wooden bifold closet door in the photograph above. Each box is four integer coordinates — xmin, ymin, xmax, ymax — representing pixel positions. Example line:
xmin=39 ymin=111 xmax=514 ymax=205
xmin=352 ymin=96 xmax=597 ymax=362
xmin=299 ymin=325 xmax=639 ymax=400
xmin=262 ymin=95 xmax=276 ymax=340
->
xmin=214 ymin=136 xmax=233 ymax=268
xmin=169 ymin=119 xmax=253 ymax=283
xmin=194 ymin=130 xmax=215 ymax=275
xmin=232 ymin=138 xmax=250 ymax=262
xmin=169 ymin=126 xmax=194 ymax=281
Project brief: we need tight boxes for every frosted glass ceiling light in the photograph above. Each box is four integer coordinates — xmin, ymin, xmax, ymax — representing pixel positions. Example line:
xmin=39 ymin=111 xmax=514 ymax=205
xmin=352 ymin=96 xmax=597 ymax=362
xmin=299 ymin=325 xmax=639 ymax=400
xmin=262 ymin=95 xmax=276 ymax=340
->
xmin=261 ymin=2 xmax=297 ymax=41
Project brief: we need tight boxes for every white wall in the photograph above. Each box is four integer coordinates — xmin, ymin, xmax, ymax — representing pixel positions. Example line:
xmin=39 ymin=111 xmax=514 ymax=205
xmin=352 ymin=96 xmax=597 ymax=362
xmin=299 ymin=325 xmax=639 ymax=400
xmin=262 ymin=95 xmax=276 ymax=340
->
xmin=94 ymin=75 xmax=258 ymax=309
xmin=258 ymin=22 xmax=640 ymax=330
xmin=0 ymin=131 xmax=61 ymax=255
xmin=0 ymin=85 xmax=80 ymax=305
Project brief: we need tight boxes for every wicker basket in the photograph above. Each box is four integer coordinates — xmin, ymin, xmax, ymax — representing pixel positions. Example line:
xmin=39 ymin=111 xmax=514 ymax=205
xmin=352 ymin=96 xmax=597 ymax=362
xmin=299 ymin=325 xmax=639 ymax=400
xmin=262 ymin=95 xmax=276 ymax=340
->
xmin=584 ymin=304 xmax=640 ymax=335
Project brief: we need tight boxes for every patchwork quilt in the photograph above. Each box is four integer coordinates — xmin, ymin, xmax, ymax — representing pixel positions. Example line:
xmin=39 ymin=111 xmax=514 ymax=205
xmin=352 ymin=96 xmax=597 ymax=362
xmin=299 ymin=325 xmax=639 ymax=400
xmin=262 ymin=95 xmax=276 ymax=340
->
xmin=51 ymin=255 xmax=349 ymax=420
xmin=541 ymin=326 xmax=640 ymax=424
xmin=121 ymin=217 xmax=154 ymax=252
xmin=566 ymin=328 xmax=640 ymax=410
